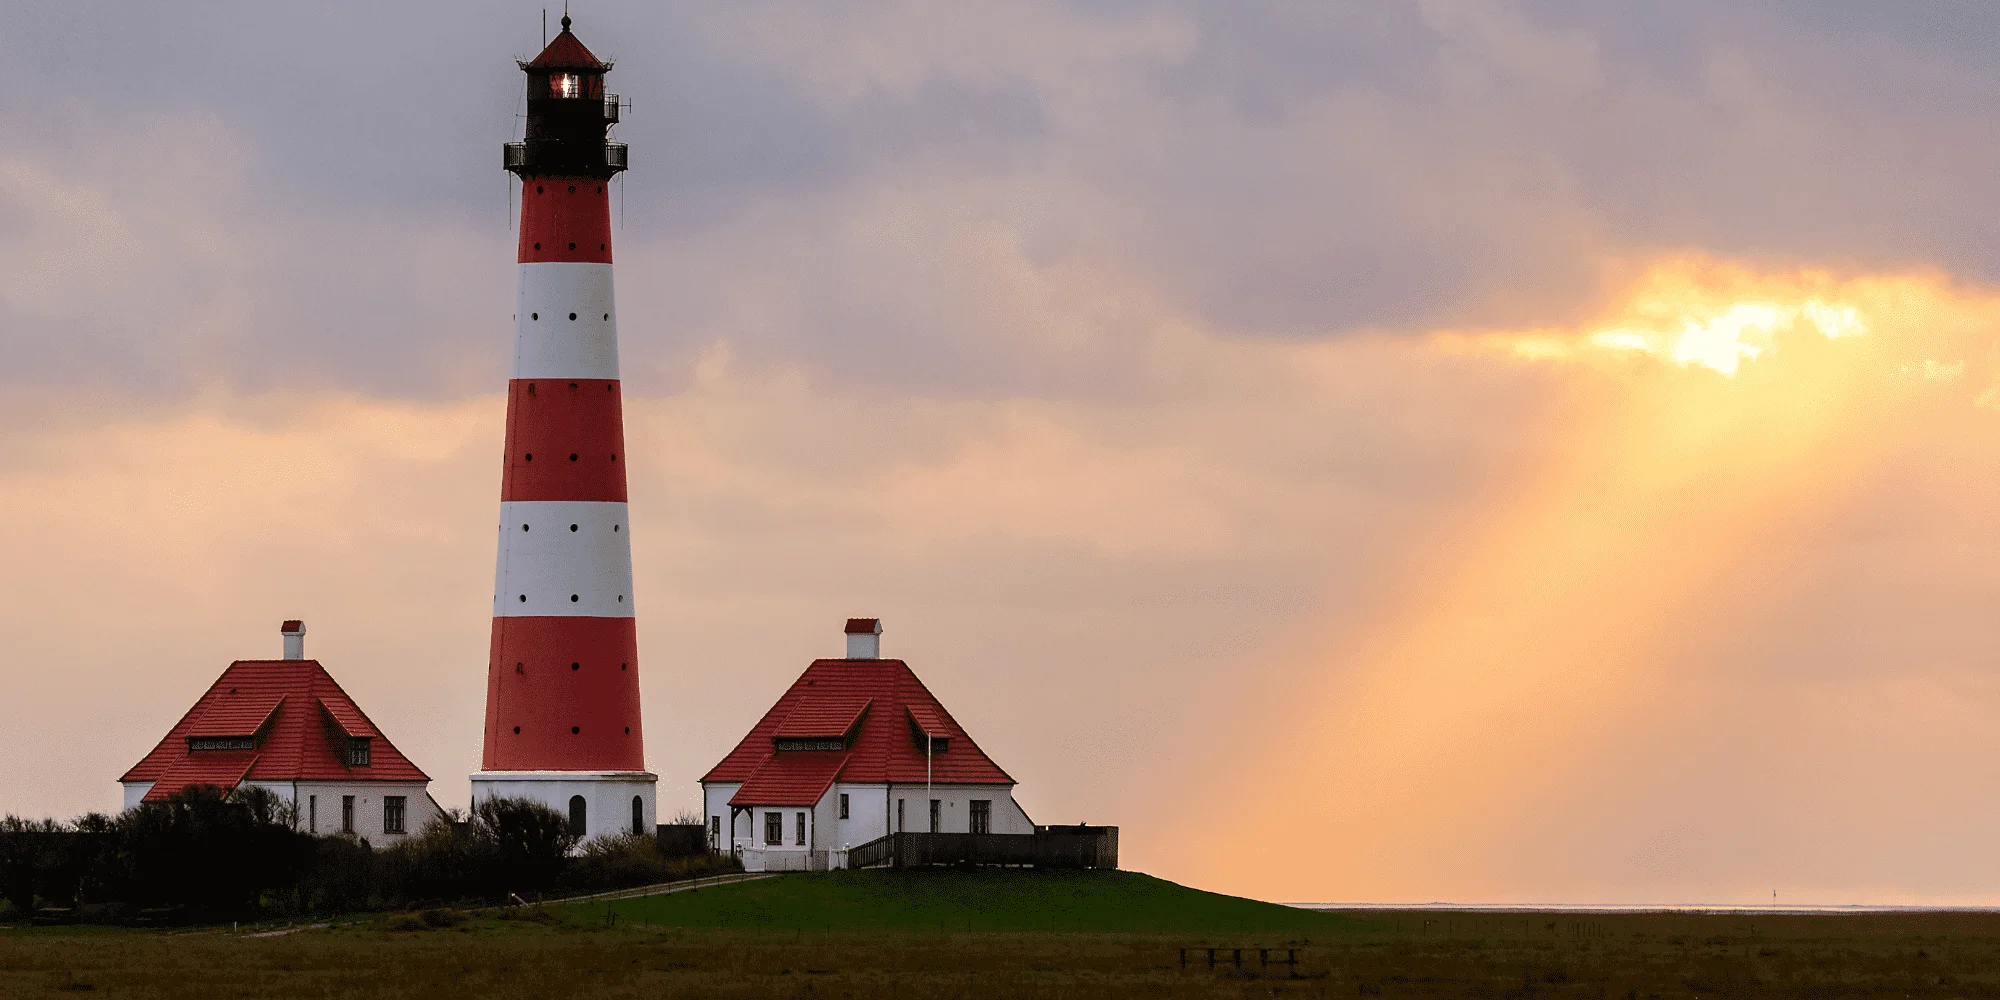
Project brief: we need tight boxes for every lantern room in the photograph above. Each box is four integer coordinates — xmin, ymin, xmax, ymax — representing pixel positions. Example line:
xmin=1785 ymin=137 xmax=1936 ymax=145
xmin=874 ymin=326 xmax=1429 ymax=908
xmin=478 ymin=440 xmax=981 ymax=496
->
xmin=504 ymin=14 xmax=627 ymax=179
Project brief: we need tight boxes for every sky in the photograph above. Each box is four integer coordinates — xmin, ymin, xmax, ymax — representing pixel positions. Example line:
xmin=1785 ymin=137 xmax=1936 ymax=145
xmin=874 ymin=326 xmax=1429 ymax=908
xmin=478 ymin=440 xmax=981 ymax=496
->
xmin=4 ymin=0 xmax=2000 ymax=905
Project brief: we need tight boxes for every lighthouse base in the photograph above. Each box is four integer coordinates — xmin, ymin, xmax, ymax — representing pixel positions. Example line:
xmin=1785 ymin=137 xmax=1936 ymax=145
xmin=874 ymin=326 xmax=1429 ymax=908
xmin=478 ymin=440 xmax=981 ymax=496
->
xmin=470 ymin=770 xmax=658 ymax=844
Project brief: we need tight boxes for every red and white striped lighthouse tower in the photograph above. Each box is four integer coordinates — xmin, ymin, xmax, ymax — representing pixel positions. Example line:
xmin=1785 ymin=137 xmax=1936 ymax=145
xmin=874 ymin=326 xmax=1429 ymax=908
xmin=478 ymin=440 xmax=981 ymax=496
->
xmin=471 ymin=14 xmax=655 ymax=841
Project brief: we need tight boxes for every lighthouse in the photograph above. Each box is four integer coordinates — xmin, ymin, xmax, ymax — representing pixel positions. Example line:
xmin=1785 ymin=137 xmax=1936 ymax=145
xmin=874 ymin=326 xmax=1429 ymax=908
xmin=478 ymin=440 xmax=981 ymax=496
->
xmin=470 ymin=14 xmax=655 ymax=842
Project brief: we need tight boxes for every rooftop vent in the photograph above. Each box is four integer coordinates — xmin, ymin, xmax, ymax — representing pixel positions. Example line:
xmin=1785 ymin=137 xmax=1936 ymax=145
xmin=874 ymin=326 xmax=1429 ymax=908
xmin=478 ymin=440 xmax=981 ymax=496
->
xmin=844 ymin=618 xmax=882 ymax=659
xmin=281 ymin=620 xmax=306 ymax=660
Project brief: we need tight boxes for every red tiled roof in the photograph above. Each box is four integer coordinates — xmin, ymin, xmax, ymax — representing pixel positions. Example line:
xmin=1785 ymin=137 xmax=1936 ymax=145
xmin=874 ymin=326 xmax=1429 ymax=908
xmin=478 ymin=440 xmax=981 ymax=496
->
xmin=773 ymin=695 xmax=871 ymax=739
xmin=524 ymin=22 xmax=608 ymax=71
xmin=843 ymin=618 xmax=880 ymax=635
xmin=121 ymin=660 xmax=429 ymax=796
xmin=907 ymin=704 xmax=949 ymax=739
xmin=281 ymin=620 xmax=304 ymax=633
xmin=142 ymin=753 xmax=259 ymax=803
xmin=729 ymin=752 xmax=846 ymax=807
xmin=318 ymin=697 xmax=378 ymax=738
xmin=702 ymin=659 xmax=1013 ymax=787
xmin=184 ymin=694 xmax=284 ymax=737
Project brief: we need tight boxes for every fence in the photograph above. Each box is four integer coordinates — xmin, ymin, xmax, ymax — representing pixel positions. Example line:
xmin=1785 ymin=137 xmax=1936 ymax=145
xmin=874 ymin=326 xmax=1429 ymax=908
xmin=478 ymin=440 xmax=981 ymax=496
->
xmin=653 ymin=823 xmax=706 ymax=858
xmin=736 ymin=847 xmax=835 ymax=873
xmin=846 ymin=826 xmax=1118 ymax=870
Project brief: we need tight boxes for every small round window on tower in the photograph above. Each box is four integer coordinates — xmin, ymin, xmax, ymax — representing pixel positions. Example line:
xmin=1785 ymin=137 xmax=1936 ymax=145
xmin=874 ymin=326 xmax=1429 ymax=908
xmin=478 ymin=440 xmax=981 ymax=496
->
xmin=525 ymin=453 xmax=533 ymax=462
xmin=570 ymin=524 xmax=578 ymax=531
xmin=568 ymin=242 xmax=577 ymax=250
xmin=570 ymin=594 xmax=579 ymax=602
xmin=513 ymin=726 xmax=521 ymax=734
xmin=571 ymin=726 xmax=581 ymax=735
xmin=569 ymin=453 xmax=578 ymax=462
xmin=571 ymin=662 xmax=580 ymax=671
xmin=533 ymin=243 xmax=541 ymax=250
xmin=569 ymin=312 xmax=577 ymax=320
xmin=522 ymin=524 xmax=530 ymax=531
xmin=531 ymin=313 xmax=538 ymax=320
xmin=536 ymin=186 xmax=544 ymax=194
xmin=518 ymin=594 xmax=526 ymax=602
xmin=568 ymin=185 xmax=576 ymax=193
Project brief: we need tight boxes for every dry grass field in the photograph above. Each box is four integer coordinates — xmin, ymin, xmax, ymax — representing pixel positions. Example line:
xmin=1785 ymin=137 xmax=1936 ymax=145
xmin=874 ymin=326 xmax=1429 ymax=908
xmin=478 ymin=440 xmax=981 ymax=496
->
xmin=5 ymin=873 xmax=2000 ymax=998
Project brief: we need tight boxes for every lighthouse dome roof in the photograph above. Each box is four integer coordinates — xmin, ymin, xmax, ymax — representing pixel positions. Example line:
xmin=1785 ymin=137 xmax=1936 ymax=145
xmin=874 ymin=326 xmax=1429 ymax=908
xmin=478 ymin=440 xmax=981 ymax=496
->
xmin=524 ymin=16 xmax=610 ymax=72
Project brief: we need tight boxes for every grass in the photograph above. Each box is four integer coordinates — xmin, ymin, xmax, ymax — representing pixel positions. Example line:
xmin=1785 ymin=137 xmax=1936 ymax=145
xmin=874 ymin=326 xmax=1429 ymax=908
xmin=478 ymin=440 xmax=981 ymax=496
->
xmin=9 ymin=878 xmax=2000 ymax=997
xmin=564 ymin=868 xmax=1368 ymax=934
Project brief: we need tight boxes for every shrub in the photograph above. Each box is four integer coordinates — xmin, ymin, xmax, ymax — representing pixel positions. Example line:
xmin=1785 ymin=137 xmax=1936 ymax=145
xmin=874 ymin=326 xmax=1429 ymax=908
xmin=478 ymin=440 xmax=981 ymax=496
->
xmin=0 ymin=794 xmax=721 ymax=922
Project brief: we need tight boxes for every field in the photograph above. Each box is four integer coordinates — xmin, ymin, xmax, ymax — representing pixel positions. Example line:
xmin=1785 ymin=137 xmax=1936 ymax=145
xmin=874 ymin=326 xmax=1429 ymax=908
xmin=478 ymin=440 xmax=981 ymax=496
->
xmin=6 ymin=871 xmax=2000 ymax=998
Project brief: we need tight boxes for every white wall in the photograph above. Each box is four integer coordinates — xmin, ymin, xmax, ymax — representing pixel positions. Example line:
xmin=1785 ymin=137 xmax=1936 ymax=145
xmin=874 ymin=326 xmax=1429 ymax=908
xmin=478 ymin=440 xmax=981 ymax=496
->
xmin=280 ymin=781 xmax=442 ymax=845
xmin=752 ymin=803 xmax=814 ymax=851
xmin=705 ymin=780 xmax=1034 ymax=852
xmin=471 ymin=771 xmax=656 ymax=844
xmin=120 ymin=780 xmax=440 ymax=846
xmin=832 ymin=783 xmax=888 ymax=848
xmin=702 ymin=781 xmax=741 ymax=851
xmin=811 ymin=784 xmax=838 ymax=852
xmin=882 ymin=783 xmax=1032 ymax=835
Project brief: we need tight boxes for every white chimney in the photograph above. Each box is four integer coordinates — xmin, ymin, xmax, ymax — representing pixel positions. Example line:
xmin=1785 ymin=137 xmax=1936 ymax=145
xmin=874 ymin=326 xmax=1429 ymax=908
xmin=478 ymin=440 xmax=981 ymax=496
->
xmin=843 ymin=618 xmax=882 ymax=659
xmin=281 ymin=620 xmax=306 ymax=660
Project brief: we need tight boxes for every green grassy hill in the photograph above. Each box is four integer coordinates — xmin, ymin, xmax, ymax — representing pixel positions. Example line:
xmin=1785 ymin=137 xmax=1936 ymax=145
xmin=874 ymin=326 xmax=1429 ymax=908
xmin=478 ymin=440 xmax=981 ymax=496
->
xmin=566 ymin=869 xmax=1370 ymax=935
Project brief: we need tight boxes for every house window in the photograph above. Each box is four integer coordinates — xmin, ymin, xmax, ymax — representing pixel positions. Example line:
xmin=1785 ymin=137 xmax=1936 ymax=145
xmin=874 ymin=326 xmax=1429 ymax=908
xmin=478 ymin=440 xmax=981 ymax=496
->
xmin=795 ymin=811 xmax=807 ymax=846
xmin=308 ymin=795 xmax=317 ymax=833
xmin=632 ymin=796 xmax=644 ymax=836
xmin=384 ymin=796 xmax=406 ymax=835
xmin=341 ymin=795 xmax=355 ymax=834
xmin=970 ymin=800 xmax=991 ymax=835
xmin=896 ymin=798 xmax=904 ymax=833
xmin=929 ymin=799 xmax=940 ymax=833
xmin=568 ymin=795 xmax=587 ymax=837
xmin=188 ymin=736 xmax=255 ymax=752
xmin=347 ymin=737 xmax=371 ymax=766
xmin=775 ymin=737 xmax=844 ymax=752
xmin=764 ymin=811 xmax=782 ymax=846
xmin=839 ymin=793 xmax=849 ymax=819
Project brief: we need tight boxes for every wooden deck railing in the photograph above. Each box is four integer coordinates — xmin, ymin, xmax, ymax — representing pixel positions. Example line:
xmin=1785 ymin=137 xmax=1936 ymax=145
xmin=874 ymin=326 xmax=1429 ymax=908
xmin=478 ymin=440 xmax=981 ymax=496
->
xmin=846 ymin=825 xmax=1118 ymax=870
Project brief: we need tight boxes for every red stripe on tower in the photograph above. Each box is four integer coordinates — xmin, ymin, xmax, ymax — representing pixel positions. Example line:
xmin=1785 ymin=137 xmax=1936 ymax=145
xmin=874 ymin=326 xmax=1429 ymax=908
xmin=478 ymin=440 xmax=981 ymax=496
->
xmin=474 ymin=14 xmax=655 ymax=841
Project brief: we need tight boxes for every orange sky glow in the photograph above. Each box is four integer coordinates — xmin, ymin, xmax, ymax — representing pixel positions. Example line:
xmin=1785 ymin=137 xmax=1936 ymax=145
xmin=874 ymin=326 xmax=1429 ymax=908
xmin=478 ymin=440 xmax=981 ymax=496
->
xmin=8 ymin=252 xmax=2000 ymax=904
xmin=1161 ymin=257 xmax=2000 ymax=902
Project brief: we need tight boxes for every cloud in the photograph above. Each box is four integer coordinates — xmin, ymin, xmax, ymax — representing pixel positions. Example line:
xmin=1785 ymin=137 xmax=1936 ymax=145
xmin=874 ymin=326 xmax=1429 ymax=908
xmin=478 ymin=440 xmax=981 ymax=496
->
xmin=13 ymin=2 xmax=2000 ymax=399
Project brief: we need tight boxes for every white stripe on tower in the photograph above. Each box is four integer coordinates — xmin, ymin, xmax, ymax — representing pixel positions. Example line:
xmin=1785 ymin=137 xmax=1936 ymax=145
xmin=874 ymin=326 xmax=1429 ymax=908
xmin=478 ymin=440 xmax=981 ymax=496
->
xmin=494 ymin=504 xmax=636 ymax=619
xmin=513 ymin=262 xmax=620 ymax=380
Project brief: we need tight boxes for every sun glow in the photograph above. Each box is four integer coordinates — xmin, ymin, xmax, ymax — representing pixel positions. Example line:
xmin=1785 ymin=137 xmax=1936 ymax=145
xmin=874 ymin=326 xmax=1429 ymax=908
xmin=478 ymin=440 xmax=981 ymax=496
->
xmin=1587 ymin=298 xmax=1866 ymax=375
xmin=1178 ymin=254 xmax=2000 ymax=903
xmin=1444 ymin=258 xmax=1899 ymax=376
